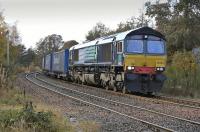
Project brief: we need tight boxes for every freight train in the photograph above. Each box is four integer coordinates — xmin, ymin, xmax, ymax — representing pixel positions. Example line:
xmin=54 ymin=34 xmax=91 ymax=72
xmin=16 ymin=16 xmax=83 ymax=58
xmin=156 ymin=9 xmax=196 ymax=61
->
xmin=42 ymin=27 xmax=167 ymax=94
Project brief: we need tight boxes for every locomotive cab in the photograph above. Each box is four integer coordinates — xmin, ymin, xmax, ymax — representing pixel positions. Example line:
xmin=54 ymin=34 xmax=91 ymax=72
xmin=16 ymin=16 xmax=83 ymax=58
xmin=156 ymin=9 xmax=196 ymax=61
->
xmin=123 ymin=32 xmax=167 ymax=94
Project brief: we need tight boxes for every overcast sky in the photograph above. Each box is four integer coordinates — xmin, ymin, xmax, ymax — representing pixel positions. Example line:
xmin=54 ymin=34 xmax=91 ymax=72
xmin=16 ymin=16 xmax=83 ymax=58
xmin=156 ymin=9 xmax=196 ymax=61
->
xmin=0 ymin=0 xmax=157 ymax=48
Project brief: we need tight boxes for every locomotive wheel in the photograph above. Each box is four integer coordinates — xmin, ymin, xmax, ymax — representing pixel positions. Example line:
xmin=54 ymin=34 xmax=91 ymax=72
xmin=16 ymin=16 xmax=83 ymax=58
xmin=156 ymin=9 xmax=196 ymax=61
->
xmin=105 ymin=81 xmax=110 ymax=90
xmin=78 ymin=78 xmax=82 ymax=84
xmin=82 ymin=80 xmax=87 ymax=85
xmin=113 ymin=87 xmax=117 ymax=92
xmin=147 ymin=92 xmax=153 ymax=96
xmin=122 ymin=86 xmax=128 ymax=94
xmin=105 ymin=85 xmax=109 ymax=90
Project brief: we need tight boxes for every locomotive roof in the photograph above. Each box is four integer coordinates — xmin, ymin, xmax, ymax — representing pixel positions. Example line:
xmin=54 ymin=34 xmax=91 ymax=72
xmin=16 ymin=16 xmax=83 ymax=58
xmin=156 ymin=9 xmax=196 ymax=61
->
xmin=70 ymin=27 xmax=165 ymax=50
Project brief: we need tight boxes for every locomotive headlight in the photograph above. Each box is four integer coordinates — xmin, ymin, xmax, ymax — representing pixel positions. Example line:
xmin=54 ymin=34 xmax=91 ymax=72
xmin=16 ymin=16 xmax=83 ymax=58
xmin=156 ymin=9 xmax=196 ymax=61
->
xmin=159 ymin=67 xmax=164 ymax=71
xmin=156 ymin=67 xmax=164 ymax=71
xmin=127 ymin=66 xmax=134 ymax=70
xmin=127 ymin=66 xmax=132 ymax=70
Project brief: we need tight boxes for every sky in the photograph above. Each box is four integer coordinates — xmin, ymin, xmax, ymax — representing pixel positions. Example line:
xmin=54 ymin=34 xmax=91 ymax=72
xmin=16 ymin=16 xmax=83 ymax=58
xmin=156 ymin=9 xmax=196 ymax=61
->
xmin=0 ymin=0 xmax=162 ymax=48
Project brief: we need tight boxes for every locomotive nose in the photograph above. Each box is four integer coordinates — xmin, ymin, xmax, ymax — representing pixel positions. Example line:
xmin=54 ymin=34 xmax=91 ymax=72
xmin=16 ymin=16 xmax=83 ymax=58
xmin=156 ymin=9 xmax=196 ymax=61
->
xmin=125 ymin=55 xmax=166 ymax=68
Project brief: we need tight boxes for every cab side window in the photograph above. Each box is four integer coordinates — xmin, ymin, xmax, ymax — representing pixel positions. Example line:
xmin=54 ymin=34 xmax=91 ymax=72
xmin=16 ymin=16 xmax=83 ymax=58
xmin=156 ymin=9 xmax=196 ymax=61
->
xmin=74 ymin=49 xmax=79 ymax=61
xmin=117 ymin=42 xmax=123 ymax=53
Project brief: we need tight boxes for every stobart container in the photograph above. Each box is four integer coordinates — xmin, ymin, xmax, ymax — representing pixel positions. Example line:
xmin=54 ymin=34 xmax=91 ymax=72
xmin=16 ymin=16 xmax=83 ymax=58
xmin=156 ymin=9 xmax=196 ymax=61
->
xmin=44 ymin=53 xmax=53 ymax=72
xmin=52 ymin=49 xmax=69 ymax=74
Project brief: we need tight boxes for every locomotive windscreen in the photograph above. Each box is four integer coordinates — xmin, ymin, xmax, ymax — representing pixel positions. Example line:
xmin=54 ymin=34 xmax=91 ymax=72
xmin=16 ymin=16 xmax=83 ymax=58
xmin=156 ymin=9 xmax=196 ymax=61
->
xmin=125 ymin=35 xmax=165 ymax=55
xmin=126 ymin=40 xmax=143 ymax=53
xmin=147 ymin=41 xmax=165 ymax=54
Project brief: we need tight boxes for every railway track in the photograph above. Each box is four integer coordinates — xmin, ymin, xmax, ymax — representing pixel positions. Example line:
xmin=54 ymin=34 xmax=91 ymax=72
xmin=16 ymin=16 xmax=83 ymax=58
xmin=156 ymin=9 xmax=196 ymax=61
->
xmin=73 ymin=79 xmax=200 ymax=110
xmin=80 ymin=84 xmax=200 ymax=110
xmin=37 ymin=73 xmax=200 ymax=124
xmin=40 ymin=72 xmax=200 ymax=110
xmin=26 ymin=73 xmax=200 ymax=132
xmin=156 ymin=95 xmax=200 ymax=108
xmin=124 ymin=93 xmax=200 ymax=110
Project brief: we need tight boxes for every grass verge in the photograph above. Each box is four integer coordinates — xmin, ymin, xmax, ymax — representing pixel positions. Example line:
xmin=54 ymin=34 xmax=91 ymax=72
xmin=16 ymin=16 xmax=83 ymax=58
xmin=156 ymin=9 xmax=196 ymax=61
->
xmin=0 ymin=87 xmax=100 ymax=132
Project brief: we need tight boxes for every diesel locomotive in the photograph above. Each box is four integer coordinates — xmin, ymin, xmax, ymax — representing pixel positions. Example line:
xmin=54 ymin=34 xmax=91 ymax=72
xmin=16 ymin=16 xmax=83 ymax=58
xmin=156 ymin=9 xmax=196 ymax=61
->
xmin=43 ymin=27 xmax=167 ymax=94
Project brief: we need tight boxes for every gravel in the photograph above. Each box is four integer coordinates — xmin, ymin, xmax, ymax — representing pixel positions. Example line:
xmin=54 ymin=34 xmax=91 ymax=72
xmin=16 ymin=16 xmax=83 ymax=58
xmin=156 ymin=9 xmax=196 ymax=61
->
xmin=31 ymin=74 xmax=200 ymax=132
xmin=16 ymin=74 xmax=152 ymax=132
xmin=37 ymin=74 xmax=200 ymax=123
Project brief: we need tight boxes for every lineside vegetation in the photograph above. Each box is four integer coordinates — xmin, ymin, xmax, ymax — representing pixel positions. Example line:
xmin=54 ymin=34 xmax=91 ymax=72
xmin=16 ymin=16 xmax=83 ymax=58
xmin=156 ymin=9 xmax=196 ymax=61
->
xmin=163 ymin=52 xmax=200 ymax=98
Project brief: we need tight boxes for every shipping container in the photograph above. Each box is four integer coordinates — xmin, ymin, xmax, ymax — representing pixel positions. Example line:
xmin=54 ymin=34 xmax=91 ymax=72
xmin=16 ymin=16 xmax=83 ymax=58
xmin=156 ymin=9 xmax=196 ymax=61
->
xmin=42 ymin=57 xmax=45 ymax=70
xmin=52 ymin=49 xmax=69 ymax=74
xmin=44 ymin=54 xmax=52 ymax=71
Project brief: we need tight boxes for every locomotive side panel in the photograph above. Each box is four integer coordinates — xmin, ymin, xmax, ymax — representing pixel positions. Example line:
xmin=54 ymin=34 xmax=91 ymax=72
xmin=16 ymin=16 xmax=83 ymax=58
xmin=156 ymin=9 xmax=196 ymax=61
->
xmin=79 ymin=46 xmax=97 ymax=63
xmin=97 ymin=43 xmax=112 ymax=63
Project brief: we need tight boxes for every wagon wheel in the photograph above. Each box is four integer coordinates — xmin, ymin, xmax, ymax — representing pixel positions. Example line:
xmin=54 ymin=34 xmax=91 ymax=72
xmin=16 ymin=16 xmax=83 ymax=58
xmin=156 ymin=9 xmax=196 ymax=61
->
xmin=122 ymin=86 xmax=128 ymax=94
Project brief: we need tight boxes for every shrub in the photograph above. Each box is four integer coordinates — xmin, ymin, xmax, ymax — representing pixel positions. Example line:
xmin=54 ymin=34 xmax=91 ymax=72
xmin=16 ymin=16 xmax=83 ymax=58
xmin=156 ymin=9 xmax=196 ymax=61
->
xmin=163 ymin=51 xmax=200 ymax=98
xmin=0 ymin=102 xmax=58 ymax=132
xmin=0 ymin=109 xmax=19 ymax=128
xmin=18 ymin=102 xmax=56 ymax=131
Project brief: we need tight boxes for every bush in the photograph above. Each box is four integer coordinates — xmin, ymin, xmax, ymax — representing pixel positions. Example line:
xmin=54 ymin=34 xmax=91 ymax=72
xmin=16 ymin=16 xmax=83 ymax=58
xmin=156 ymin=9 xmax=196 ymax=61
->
xmin=0 ymin=109 xmax=19 ymax=128
xmin=18 ymin=102 xmax=55 ymax=131
xmin=0 ymin=102 xmax=58 ymax=132
xmin=163 ymin=52 xmax=200 ymax=98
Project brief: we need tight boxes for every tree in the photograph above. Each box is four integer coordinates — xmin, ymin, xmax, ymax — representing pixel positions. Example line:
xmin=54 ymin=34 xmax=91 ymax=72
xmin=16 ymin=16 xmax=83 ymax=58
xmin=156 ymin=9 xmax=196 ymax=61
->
xmin=47 ymin=34 xmax=63 ymax=52
xmin=18 ymin=48 xmax=36 ymax=67
xmin=0 ymin=12 xmax=22 ymax=68
xmin=35 ymin=34 xmax=64 ymax=67
xmin=115 ymin=17 xmax=136 ymax=33
xmin=135 ymin=11 xmax=151 ymax=28
xmin=85 ymin=22 xmax=111 ymax=41
xmin=61 ymin=40 xmax=78 ymax=49
xmin=0 ymin=12 xmax=8 ymax=65
xmin=36 ymin=34 xmax=63 ymax=55
xmin=146 ymin=0 xmax=200 ymax=55
xmin=85 ymin=13 xmax=152 ymax=41
xmin=115 ymin=13 xmax=151 ymax=33
xmin=145 ymin=1 xmax=171 ymax=30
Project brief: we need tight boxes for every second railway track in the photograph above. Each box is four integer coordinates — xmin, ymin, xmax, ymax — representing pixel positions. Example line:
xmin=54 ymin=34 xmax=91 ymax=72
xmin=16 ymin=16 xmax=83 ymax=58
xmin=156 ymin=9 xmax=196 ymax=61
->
xmin=155 ymin=95 xmax=200 ymax=109
xmin=26 ymin=73 xmax=200 ymax=132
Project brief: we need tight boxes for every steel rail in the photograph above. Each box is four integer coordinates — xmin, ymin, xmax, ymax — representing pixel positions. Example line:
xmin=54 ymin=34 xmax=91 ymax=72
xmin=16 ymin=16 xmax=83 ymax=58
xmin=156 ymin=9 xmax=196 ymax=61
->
xmin=26 ymin=73 xmax=175 ymax=132
xmin=35 ymin=73 xmax=200 ymax=126
xmin=157 ymin=95 xmax=200 ymax=108
xmin=74 ymin=82 xmax=200 ymax=109
xmin=77 ymin=80 xmax=200 ymax=109
xmin=37 ymin=72 xmax=200 ymax=109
